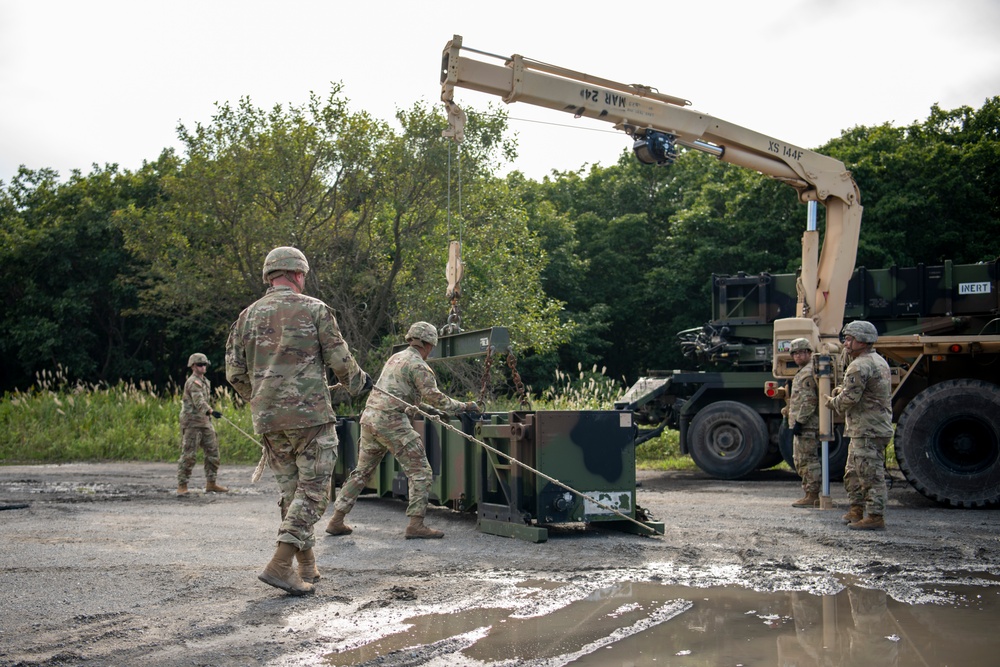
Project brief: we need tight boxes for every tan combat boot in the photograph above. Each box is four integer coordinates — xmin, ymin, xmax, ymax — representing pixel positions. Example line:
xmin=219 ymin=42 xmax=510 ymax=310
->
xmin=405 ymin=515 xmax=444 ymax=539
xmin=848 ymin=514 xmax=885 ymax=531
xmin=176 ymin=484 xmax=188 ymax=496
xmin=258 ymin=543 xmax=314 ymax=595
xmin=325 ymin=510 xmax=353 ymax=536
xmin=296 ymin=548 xmax=320 ymax=583
xmin=205 ymin=481 xmax=229 ymax=493
xmin=841 ymin=505 xmax=864 ymax=525
xmin=792 ymin=492 xmax=820 ymax=508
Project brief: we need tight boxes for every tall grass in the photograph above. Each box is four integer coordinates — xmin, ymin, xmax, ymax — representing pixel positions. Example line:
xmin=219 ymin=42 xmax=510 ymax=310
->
xmin=0 ymin=366 xmax=262 ymax=464
xmin=531 ymin=363 xmax=697 ymax=471
xmin=1 ymin=363 xmax=690 ymax=469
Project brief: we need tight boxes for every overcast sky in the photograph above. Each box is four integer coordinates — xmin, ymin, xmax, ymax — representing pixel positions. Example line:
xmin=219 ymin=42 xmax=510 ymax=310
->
xmin=2 ymin=0 xmax=998 ymax=185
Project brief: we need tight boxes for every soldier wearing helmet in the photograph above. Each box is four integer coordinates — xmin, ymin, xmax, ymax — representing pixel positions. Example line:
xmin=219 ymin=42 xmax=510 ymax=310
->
xmin=327 ymin=321 xmax=479 ymax=540
xmin=177 ymin=353 xmax=228 ymax=495
xmin=786 ymin=338 xmax=820 ymax=509
xmin=226 ymin=246 xmax=372 ymax=596
xmin=825 ymin=320 xmax=893 ymax=531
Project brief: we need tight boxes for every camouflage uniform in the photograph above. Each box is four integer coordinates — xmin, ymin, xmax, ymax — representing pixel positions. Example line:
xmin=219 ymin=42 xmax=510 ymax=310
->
xmin=226 ymin=284 xmax=368 ymax=551
xmin=334 ymin=345 xmax=467 ymax=518
xmin=829 ymin=349 xmax=893 ymax=517
xmin=178 ymin=372 xmax=220 ymax=486
xmin=788 ymin=358 xmax=821 ymax=495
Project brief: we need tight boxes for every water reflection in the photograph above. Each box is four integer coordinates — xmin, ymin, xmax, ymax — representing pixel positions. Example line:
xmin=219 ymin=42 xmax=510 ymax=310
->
xmin=322 ymin=578 xmax=1000 ymax=667
xmin=781 ymin=587 xmax=899 ymax=666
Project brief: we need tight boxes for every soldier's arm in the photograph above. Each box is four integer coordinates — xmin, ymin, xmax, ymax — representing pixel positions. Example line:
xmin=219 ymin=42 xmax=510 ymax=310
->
xmin=797 ymin=375 xmax=819 ymax=420
xmin=225 ymin=322 xmax=253 ymax=401
xmin=317 ymin=306 xmax=368 ymax=396
xmin=830 ymin=366 xmax=864 ymax=413
xmin=411 ymin=363 xmax=466 ymax=414
xmin=192 ymin=380 xmax=213 ymax=416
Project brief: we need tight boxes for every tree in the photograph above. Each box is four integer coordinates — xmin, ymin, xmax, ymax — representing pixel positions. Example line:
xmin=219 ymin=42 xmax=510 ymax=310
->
xmin=0 ymin=162 xmax=170 ymax=391
xmin=117 ymin=86 xmax=570 ymax=376
xmin=822 ymin=97 xmax=1000 ymax=268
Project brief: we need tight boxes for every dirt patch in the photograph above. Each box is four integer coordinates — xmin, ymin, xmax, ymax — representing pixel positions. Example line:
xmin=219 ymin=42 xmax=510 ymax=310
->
xmin=0 ymin=462 xmax=998 ymax=666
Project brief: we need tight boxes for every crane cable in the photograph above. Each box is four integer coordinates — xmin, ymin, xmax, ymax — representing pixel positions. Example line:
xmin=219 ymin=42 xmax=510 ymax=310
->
xmin=361 ymin=384 xmax=660 ymax=536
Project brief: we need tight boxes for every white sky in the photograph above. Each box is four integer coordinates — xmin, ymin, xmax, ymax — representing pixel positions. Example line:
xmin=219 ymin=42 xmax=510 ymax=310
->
xmin=2 ymin=0 xmax=998 ymax=185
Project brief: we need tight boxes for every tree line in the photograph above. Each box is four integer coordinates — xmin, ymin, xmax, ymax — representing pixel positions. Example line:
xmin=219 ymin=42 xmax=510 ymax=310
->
xmin=2 ymin=87 xmax=997 ymax=397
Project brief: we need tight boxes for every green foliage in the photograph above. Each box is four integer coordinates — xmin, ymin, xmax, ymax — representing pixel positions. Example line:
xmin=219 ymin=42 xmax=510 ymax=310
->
xmin=0 ymin=367 xmax=261 ymax=464
xmin=0 ymin=365 xmax=685 ymax=470
xmin=2 ymin=85 xmax=998 ymax=409
xmin=0 ymin=163 xmax=172 ymax=390
xmin=114 ymin=88 xmax=568 ymax=382
xmin=535 ymin=363 xmax=625 ymax=410
xmin=822 ymin=99 xmax=1000 ymax=267
xmin=634 ymin=429 xmax=696 ymax=471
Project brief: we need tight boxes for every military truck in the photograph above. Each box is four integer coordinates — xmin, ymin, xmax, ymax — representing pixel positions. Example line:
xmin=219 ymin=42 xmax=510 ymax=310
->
xmin=438 ymin=35 xmax=1000 ymax=507
xmin=616 ymin=259 xmax=1000 ymax=481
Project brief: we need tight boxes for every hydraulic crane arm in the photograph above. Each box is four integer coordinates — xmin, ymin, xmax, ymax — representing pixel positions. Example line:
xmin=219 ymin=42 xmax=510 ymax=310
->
xmin=440 ymin=35 xmax=862 ymax=349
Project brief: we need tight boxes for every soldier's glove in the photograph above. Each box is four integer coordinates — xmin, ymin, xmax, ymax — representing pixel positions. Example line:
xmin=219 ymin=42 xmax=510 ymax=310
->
xmin=791 ymin=422 xmax=803 ymax=436
xmin=780 ymin=406 xmax=789 ymax=418
xmin=832 ymin=386 xmax=843 ymax=397
xmin=210 ymin=410 xmax=223 ymax=419
xmin=464 ymin=401 xmax=481 ymax=413
xmin=359 ymin=372 xmax=374 ymax=396
xmin=823 ymin=395 xmax=836 ymax=410
xmin=404 ymin=406 xmax=420 ymax=418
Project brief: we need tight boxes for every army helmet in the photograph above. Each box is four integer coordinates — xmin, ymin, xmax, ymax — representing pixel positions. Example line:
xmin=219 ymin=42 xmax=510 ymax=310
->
xmin=405 ymin=321 xmax=439 ymax=348
xmin=262 ymin=246 xmax=309 ymax=284
xmin=789 ymin=338 xmax=813 ymax=353
xmin=187 ymin=353 xmax=210 ymax=367
xmin=842 ymin=320 xmax=879 ymax=343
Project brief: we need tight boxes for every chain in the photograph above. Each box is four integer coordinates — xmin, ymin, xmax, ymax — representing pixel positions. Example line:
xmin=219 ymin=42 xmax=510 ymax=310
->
xmin=506 ymin=351 xmax=531 ymax=409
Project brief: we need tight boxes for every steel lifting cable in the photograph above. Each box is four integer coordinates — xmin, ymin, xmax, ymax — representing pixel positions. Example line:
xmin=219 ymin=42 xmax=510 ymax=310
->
xmin=363 ymin=384 xmax=659 ymax=536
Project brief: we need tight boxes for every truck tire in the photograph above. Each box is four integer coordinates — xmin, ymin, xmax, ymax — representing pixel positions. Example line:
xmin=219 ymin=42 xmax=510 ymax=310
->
xmin=895 ymin=379 xmax=1000 ymax=508
xmin=688 ymin=401 xmax=768 ymax=479
xmin=778 ymin=422 xmax=849 ymax=482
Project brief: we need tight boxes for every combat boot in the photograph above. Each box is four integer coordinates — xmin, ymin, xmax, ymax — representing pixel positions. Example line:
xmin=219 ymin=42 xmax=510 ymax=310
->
xmin=792 ymin=492 xmax=820 ymax=508
xmin=841 ymin=505 xmax=864 ymax=525
xmin=176 ymin=484 xmax=188 ymax=496
xmin=296 ymin=548 xmax=320 ymax=583
xmin=325 ymin=510 xmax=353 ymax=536
xmin=405 ymin=516 xmax=443 ymax=539
xmin=205 ymin=481 xmax=229 ymax=493
xmin=258 ymin=543 xmax=314 ymax=595
xmin=848 ymin=515 xmax=885 ymax=531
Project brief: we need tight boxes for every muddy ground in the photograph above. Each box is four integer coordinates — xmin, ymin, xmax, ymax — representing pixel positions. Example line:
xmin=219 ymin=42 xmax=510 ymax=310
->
xmin=0 ymin=461 xmax=998 ymax=666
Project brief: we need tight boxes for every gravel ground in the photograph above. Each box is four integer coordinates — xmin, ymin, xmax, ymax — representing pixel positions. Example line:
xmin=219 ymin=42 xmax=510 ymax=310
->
xmin=1 ymin=461 xmax=998 ymax=666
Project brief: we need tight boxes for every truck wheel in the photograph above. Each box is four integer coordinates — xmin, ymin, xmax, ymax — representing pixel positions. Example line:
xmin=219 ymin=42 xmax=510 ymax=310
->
xmin=688 ymin=401 xmax=768 ymax=479
xmin=778 ymin=423 xmax=849 ymax=481
xmin=895 ymin=379 xmax=1000 ymax=508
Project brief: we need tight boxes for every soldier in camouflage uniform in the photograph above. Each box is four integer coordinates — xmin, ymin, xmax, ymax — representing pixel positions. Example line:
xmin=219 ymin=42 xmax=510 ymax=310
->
xmin=825 ymin=320 xmax=894 ymax=530
xmin=226 ymin=246 xmax=371 ymax=595
xmin=787 ymin=338 xmax=821 ymax=508
xmin=177 ymin=353 xmax=228 ymax=495
xmin=326 ymin=321 xmax=479 ymax=540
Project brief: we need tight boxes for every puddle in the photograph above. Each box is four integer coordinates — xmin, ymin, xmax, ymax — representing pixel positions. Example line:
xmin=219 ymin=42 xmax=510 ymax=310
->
xmin=321 ymin=578 xmax=1000 ymax=666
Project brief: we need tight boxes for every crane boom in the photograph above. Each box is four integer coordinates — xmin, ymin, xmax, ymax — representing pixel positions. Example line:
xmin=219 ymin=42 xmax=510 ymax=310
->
xmin=440 ymin=35 xmax=863 ymax=369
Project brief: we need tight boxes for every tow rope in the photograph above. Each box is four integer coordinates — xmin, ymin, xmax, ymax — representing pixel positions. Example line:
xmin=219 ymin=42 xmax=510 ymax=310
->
xmin=217 ymin=414 xmax=268 ymax=483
